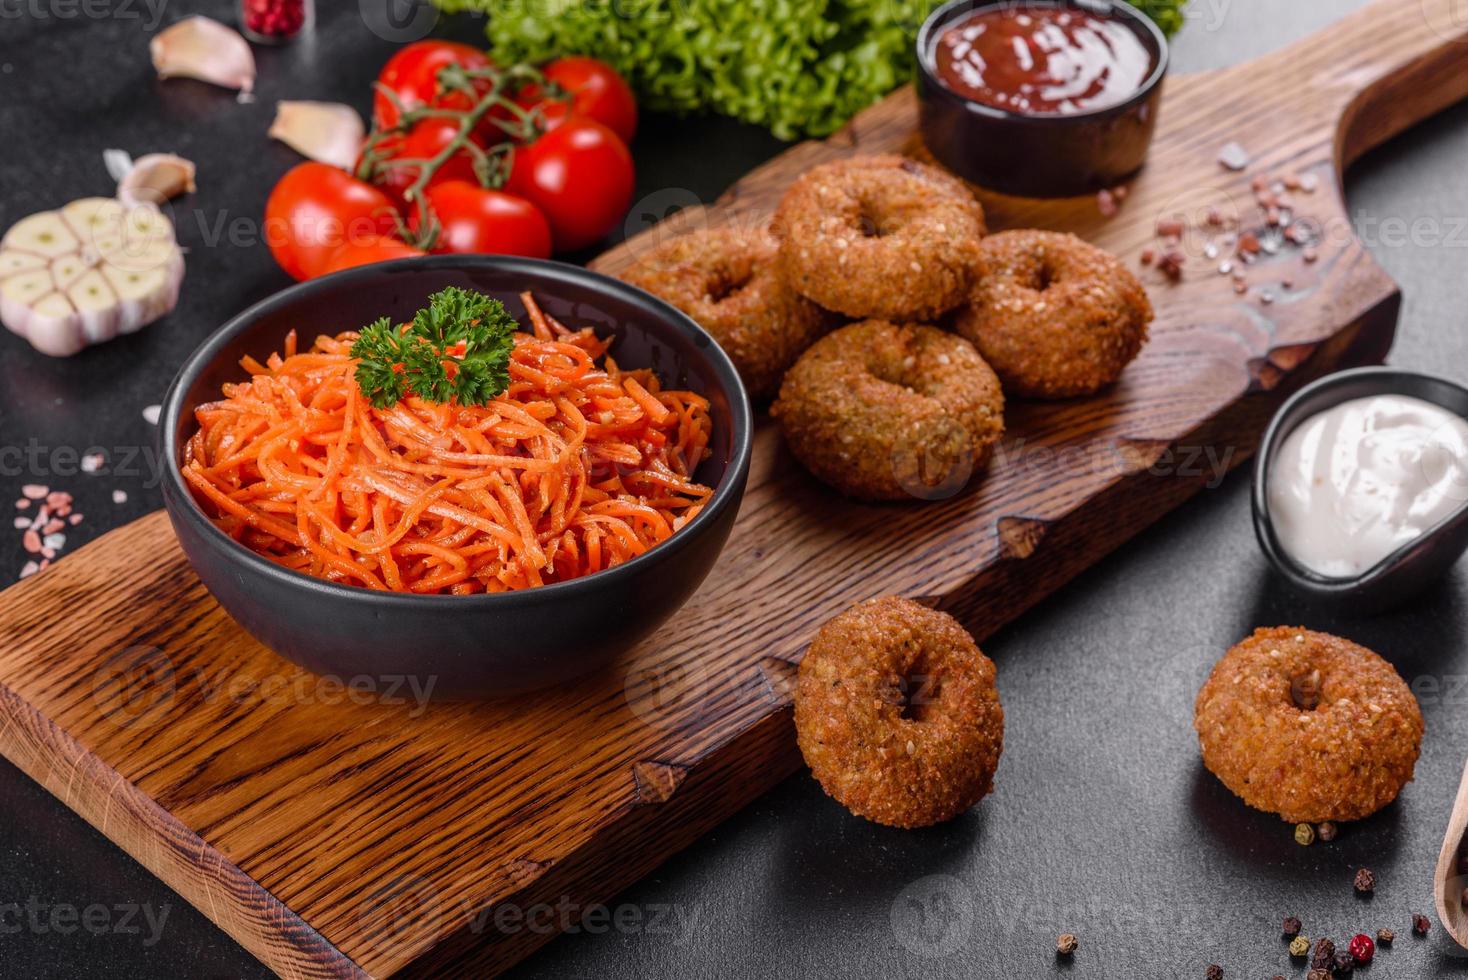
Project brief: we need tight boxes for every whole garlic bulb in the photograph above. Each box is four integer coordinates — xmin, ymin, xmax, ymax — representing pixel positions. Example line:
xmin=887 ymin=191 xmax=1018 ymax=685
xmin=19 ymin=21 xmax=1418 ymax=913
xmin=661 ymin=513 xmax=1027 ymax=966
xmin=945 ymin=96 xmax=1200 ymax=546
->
xmin=0 ymin=199 xmax=185 ymax=357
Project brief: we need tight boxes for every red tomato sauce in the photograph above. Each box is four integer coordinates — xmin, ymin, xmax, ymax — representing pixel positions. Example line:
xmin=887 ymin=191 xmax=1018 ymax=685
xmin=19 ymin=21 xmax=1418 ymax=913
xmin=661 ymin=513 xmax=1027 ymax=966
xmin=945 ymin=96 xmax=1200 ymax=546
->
xmin=932 ymin=3 xmax=1155 ymax=116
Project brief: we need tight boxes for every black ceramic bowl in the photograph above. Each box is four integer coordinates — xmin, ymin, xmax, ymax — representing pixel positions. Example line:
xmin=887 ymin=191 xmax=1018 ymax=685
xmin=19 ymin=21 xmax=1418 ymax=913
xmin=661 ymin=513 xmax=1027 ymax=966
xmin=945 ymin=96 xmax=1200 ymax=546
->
xmin=1253 ymin=367 xmax=1468 ymax=611
xmin=915 ymin=0 xmax=1169 ymax=198
xmin=159 ymin=256 xmax=752 ymax=699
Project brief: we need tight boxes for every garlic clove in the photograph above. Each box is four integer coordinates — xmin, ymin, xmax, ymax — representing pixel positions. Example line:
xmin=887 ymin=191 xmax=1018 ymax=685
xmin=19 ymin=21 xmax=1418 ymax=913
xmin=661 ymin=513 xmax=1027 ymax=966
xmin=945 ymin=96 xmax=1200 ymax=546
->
xmin=67 ymin=270 xmax=121 ymax=346
xmin=268 ymin=101 xmax=367 ymax=170
xmin=0 ymin=252 xmax=45 ymax=277
xmin=117 ymin=153 xmax=198 ymax=209
xmin=16 ymin=294 xmax=81 ymax=358
xmin=4 ymin=211 xmax=80 ymax=259
xmin=51 ymin=254 xmax=89 ymax=290
xmin=150 ymin=17 xmax=257 ymax=93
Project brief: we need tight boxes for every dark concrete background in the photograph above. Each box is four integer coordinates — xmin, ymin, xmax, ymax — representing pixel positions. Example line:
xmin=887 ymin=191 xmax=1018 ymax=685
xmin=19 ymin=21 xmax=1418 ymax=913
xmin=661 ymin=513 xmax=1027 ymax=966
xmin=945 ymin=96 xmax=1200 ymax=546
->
xmin=3 ymin=0 xmax=1468 ymax=976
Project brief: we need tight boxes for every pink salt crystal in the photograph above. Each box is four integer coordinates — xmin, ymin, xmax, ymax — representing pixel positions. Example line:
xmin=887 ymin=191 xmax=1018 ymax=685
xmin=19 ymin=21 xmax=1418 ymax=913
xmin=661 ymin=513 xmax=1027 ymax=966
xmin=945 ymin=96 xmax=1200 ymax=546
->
xmin=18 ymin=561 xmax=39 ymax=580
xmin=21 ymin=484 xmax=47 ymax=499
xmin=69 ymin=513 xmax=83 ymax=525
xmin=22 ymin=530 xmax=42 ymax=554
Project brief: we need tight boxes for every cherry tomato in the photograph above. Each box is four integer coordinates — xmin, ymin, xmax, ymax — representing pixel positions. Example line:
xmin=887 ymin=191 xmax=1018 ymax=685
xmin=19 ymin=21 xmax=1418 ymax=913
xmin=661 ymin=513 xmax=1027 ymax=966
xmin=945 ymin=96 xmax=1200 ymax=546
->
xmin=322 ymin=234 xmax=426 ymax=274
xmin=410 ymin=181 xmax=552 ymax=259
xmin=519 ymin=57 xmax=638 ymax=144
xmin=373 ymin=40 xmax=492 ymax=130
xmin=505 ymin=119 xmax=635 ymax=252
xmin=265 ymin=163 xmax=402 ymax=281
xmin=367 ymin=117 xmax=482 ymax=211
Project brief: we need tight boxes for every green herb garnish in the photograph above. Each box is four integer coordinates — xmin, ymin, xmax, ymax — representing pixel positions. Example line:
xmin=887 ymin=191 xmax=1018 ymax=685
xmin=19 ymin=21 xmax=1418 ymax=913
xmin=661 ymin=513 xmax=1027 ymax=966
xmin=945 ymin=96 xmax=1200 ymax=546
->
xmin=350 ymin=286 xmax=517 ymax=409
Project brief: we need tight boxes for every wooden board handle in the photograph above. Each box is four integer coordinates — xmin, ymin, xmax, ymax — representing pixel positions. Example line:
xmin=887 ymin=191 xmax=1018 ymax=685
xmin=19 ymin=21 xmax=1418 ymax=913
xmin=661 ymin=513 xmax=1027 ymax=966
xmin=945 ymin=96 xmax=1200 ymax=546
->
xmin=1246 ymin=0 xmax=1468 ymax=166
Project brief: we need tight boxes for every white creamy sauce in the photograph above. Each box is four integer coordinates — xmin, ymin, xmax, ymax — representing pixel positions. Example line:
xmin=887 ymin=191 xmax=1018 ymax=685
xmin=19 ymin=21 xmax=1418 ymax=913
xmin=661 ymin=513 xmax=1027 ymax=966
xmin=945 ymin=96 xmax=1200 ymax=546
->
xmin=1268 ymin=394 xmax=1468 ymax=579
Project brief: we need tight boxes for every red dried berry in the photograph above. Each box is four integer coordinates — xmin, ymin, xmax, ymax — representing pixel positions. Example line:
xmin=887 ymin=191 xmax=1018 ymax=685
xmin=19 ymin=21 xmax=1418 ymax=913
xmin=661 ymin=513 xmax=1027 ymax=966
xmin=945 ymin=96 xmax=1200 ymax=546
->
xmin=1348 ymin=934 xmax=1374 ymax=965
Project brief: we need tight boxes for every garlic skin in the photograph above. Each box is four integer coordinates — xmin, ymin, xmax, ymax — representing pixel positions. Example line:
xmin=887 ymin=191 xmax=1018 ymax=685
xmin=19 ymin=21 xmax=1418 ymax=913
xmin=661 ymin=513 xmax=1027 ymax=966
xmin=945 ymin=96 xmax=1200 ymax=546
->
xmin=117 ymin=153 xmax=198 ymax=209
xmin=0 ymin=199 xmax=185 ymax=357
xmin=150 ymin=17 xmax=257 ymax=93
xmin=268 ymin=102 xmax=366 ymax=170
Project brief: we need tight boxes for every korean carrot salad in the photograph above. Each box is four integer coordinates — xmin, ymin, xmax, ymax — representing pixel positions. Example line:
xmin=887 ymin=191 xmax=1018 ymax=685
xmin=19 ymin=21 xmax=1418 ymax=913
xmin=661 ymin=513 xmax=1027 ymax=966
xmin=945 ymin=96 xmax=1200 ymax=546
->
xmin=182 ymin=288 xmax=714 ymax=594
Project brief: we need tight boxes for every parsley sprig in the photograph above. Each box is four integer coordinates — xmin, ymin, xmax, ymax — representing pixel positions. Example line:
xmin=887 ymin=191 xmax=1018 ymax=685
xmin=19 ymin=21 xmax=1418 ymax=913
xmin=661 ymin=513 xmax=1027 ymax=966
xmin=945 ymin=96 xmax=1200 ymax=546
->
xmin=350 ymin=287 xmax=517 ymax=409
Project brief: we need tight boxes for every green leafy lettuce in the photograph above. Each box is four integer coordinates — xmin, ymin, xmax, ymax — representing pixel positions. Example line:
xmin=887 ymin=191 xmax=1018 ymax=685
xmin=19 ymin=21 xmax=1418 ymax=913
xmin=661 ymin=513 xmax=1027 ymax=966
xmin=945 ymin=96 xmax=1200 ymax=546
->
xmin=434 ymin=0 xmax=1187 ymax=139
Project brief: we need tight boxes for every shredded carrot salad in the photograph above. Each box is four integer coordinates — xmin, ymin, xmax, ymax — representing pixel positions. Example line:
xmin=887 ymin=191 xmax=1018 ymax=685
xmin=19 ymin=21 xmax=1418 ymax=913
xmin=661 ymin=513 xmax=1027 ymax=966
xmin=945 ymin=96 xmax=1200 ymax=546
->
xmin=183 ymin=293 xmax=714 ymax=594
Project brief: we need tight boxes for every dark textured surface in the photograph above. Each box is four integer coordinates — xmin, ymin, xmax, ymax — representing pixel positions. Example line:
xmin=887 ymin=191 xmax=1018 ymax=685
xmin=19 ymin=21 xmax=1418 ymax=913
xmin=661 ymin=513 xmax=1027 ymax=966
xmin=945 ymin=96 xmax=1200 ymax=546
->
xmin=2 ymin=1 xmax=1467 ymax=977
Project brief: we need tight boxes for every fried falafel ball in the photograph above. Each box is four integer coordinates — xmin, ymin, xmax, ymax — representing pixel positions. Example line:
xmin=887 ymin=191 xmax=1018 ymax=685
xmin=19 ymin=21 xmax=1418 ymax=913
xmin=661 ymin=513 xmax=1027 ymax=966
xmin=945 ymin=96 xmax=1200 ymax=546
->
xmin=953 ymin=230 xmax=1152 ymax=399
xmin=1194 ymin=627 xmax=1423 ymax=824
xmin=771 ymin=320 xmax=1004 ymax=502
xmin=796 ymin=596 xmax=1005 ymax=829
xmin=619 ymin=226 xmax=836 ymax=400
xmin=771 ymin=155 xmax=986 ymax=321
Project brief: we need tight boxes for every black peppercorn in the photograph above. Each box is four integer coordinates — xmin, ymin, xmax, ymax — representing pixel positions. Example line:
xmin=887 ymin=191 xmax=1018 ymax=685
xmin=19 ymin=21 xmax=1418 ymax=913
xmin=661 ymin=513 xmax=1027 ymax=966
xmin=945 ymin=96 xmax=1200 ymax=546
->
xmin=1056 ymin=934 xmax=1078 ymax=956
xmin=1311 ymin=937 xmax=1336 ymax=969
xmin=1205 ymin=966 xmax=1223 ymax=980
xmin=1376 ymin=927 xmax=1394 ymax=945
xmin=1283 ymin=916 xmax=1303 ymax=938
xmin=1353 ymin=868 xmax=1376 ymax=894
xmin=1332 ymin=950 xmax=1355 ymax=976
xmin=1316 ymin=821 xmax=1337 ymax=843
xmin=1307 ymin=970 xmax=1329 ymax=980
xmin=1413 ymin=913 xmax=1431 ymax=936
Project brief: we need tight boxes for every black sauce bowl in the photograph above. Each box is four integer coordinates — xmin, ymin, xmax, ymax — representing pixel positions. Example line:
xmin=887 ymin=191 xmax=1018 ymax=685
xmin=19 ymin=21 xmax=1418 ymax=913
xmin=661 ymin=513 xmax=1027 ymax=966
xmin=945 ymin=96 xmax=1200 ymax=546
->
xmin=915 ymin=0 xmax=1169 ymax=198
xmin=159 ymin=256 xmax=752 ymax=699
xmin=1253 ymin=367 xmax=1468 ymax=612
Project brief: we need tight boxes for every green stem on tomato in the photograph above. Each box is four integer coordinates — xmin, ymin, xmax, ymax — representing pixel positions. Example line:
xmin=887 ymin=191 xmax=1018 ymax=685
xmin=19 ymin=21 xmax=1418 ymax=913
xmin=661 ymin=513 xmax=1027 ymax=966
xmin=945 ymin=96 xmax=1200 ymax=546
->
xmin=356 ymin=62 xmax=570 ymax=252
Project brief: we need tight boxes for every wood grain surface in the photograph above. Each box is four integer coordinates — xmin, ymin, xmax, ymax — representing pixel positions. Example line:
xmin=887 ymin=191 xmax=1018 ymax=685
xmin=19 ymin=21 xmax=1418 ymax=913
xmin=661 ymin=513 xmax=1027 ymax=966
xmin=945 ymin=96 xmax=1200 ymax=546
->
xmin=1 ymin=0 xmax=1464 ymax=975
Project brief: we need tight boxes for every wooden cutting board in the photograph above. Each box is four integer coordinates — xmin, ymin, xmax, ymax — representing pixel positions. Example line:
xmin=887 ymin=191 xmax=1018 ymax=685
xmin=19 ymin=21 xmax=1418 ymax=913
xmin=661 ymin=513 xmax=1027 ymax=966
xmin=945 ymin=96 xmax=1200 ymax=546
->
xmin=1 ymin=1 xmax=1463 ymax=976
